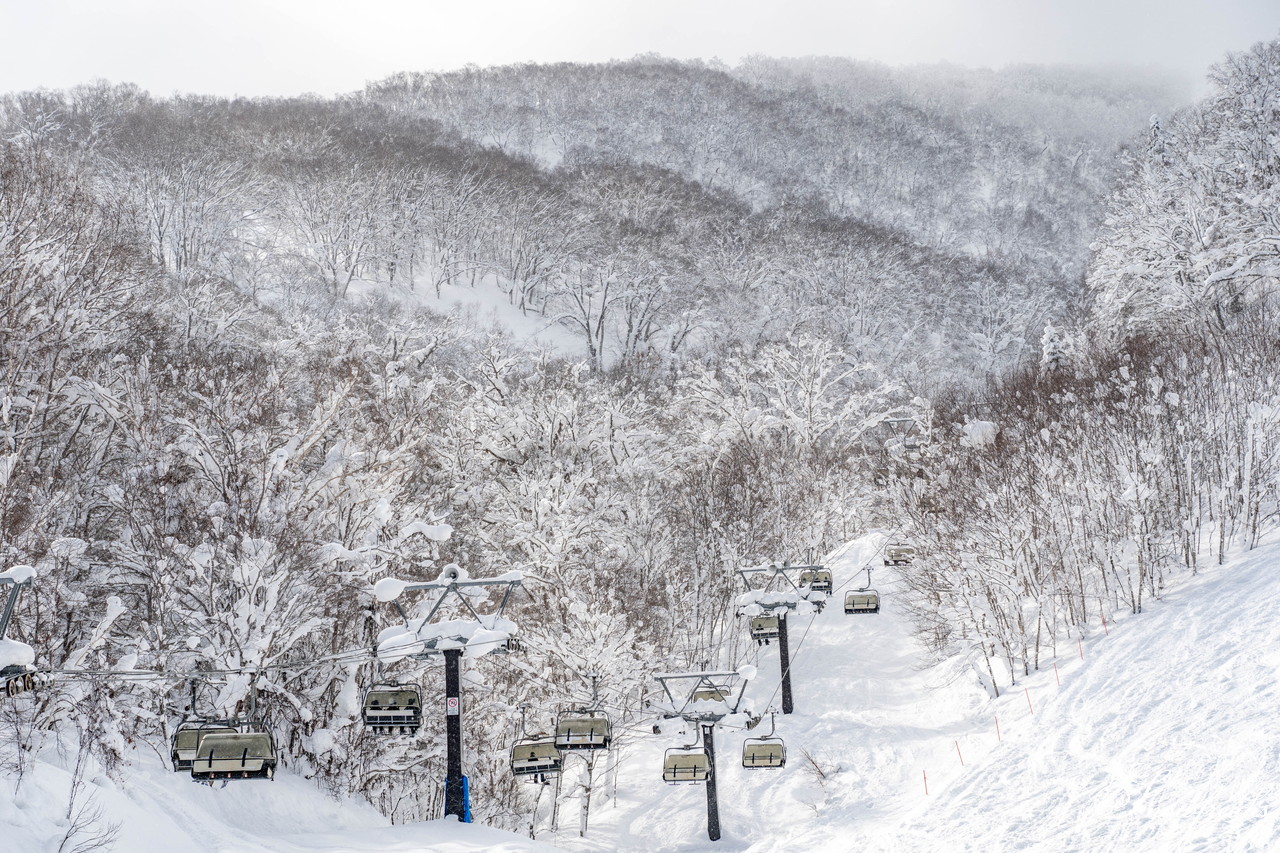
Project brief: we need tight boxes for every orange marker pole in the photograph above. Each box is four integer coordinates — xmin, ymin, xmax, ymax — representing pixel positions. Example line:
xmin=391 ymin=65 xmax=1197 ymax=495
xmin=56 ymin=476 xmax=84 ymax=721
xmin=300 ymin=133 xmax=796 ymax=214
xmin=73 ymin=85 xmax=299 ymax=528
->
xmin=955 ymin=740 xmax=964 ymax=766
xmin=1054 ymin=662 xmax=1060 ymax=686
xmin=1025 ymin=687 xmax=1034 ymax=715
xmin=1078 ymin=638 xmax=1084 ymax=660
xmin=995 ymin=715 xmax=1001 ymax=742
xmin=923 ymin=769 xmax=929 ymax=795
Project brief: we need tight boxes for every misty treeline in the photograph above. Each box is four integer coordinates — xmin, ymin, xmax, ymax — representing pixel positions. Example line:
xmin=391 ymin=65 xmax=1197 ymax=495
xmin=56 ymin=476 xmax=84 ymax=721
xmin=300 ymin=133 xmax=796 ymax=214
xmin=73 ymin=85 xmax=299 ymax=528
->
xmin=898 ymin=38 xmax=1280 ymax=693
xmin=0 ymin=42 xmax=1263 ymax=830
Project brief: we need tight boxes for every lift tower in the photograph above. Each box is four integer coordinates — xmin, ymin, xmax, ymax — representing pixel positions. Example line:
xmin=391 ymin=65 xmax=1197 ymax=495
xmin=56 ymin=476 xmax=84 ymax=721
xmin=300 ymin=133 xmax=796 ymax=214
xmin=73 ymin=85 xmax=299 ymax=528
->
xmin=374 ymin=565 xmax=523 ymax=821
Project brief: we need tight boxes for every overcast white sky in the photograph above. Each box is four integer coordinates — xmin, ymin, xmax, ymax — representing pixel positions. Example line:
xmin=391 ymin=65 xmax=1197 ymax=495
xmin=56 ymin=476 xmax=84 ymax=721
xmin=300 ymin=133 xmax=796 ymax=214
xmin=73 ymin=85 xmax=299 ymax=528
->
xmin=2 ymin=0 xmax=1278 ymax=97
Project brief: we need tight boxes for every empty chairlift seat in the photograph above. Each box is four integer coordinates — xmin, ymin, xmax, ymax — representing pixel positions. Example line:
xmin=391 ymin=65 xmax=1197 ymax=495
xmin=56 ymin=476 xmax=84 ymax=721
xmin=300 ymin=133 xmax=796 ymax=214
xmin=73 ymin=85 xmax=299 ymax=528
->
xmin=809 ymin=570 xmax=833 ymax=593
xmin=742 ymin=737 xmax=786 ymax=769
xmin=510 ymin=737 xmax=562 ymax=779
xmin=190 ymin=731 xmax=277 ymax=781
xmin=555 ymin=711 xmax=612 ymax=750
xmin=171 ymin=723 xmax=237 ymax=772
xmin=362 ymin=687 xmax=423 ymax=734
xmin=884 ymin=543 xmax=916 ymax=565
xmin=663 ymin=748 xmax=710 ymax=783
xmin=845 ymin=591 xmax=881 ymax=614
xmin=689 ymin=686 xmax=728 ymax=705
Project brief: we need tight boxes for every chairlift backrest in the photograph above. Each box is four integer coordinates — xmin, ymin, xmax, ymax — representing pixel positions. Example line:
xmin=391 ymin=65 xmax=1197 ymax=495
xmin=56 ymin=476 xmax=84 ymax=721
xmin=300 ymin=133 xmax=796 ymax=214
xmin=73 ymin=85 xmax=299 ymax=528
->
xmin=845 ymin=591 xmax=881 ymax=614
xmin=742 ymin=738 xmax=786 ymax=769
xmin=191 ymin=731 xmax=276 ymax=779
xmin=363 ymin=686 xmax=423 ymax=732
xmin=690 ymin=687 xmax=728 ymax=704
xmin=365 ymin=688 xmax=419 ymax=708
xmin=173 ymin=724 xmax=236 ymax=754
xmin=663 ymin=748 xmax=710 ymax=783
xmin=555 ymin=712 xmax=612 ymax=750
xmin=172 ymin=724 xmax=238 ymax=770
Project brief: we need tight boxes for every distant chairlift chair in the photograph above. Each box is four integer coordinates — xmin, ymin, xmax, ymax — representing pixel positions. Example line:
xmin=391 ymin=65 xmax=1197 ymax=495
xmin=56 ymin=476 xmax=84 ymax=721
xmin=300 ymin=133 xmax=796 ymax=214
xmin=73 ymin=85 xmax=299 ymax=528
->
xmin=742 ymin=714 xmax=786 ymax=769
xmin=844 ymin=590 xmax=881 ymax=614
xmin=884 ymin=543 xmax=916 ymax=566
xmin=362 ymin=685 xmax=423 ymax=735
xmin=663 ymin=744 xmax=711 ymax=783
xmin=171 ymin=722 xmax=238 ymax=772
xmin=749 ymin=614 xmax=780 ymax=645
xmin=555 ymin=709 xmax=612 ymax=751
xmin=510 ymin=736 xmax=562 ymax=783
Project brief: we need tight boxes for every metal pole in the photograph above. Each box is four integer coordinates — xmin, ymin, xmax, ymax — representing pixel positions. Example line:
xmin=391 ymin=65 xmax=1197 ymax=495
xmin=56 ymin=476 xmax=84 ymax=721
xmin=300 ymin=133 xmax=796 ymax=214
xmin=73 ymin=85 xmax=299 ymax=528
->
xmin=444 ymin=648 xmax=466 ymax=820
xmin=702 ymin=722 xmax=721 ymax=841
xmin=778 ymin=611 xmax=794 ymax=715
xmin=0 ymin=584 xmax=22 ymax=637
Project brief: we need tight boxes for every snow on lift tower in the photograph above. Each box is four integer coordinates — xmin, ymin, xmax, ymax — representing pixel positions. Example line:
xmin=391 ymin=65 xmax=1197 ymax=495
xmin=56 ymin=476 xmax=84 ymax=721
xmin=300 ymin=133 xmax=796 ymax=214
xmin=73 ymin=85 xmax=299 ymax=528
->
xmin=652 ymin=667 xmax=753 ymax=842
xmin=0 ymin=565 xmax=43 ymax=699
xmin=372 ymin=564 xmax=524 ymax=823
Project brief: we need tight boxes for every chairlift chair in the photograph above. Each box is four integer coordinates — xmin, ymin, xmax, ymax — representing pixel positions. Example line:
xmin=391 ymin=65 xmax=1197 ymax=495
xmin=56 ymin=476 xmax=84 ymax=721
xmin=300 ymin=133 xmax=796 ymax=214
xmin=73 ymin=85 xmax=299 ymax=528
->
xmin=190 ymin=728 xmax=277 ymax=781
xmin=742 ymin=712 xmax=786 ymax=768
xmin=362 ymin=685 xmax=423 ymax=735
xmin=689 ymin=686 xmax=728 ymax=704
xmin=798 ymin=570 xmax=816 ymax=587
xmin=663 ymin=745 xmax=711 ymax=783
xmin=171 ymin=722 xmax=238 ymax=772
xmin=555 ymin=709 xmax=612 ymax=751
xmin=749 ymin=614 xmax=780 ymax=645
xmin=510 ymin=736 xmax=562 ymax=782
xmin=809 ymin=570 xmax=833 ymax=594
xmin=845 ymin=591 xmax=881 ymax=614
xmin=884 ymin=543 xmax=916 ymax=566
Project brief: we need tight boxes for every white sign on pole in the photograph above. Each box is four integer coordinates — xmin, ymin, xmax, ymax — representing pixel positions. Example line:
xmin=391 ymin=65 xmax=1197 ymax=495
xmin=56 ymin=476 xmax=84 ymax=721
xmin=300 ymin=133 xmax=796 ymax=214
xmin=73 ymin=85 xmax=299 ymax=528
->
xmin=446 ymin=696 xmax=460 ymax=715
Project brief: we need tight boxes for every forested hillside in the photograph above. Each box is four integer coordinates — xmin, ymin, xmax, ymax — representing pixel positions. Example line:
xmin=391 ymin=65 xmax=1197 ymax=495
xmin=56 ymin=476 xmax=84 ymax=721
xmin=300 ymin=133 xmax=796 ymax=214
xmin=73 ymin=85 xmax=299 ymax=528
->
xmin=8 ymin=40 xmax=1274 ymax=846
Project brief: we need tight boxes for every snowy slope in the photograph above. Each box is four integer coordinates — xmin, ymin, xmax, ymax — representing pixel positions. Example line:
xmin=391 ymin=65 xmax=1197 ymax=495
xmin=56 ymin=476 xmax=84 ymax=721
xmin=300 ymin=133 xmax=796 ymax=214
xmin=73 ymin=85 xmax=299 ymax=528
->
xmin=8 ymin=532 xmax=1278 ymax=852
xmin=542 ymin=532 xmax=1280 ymax=852
xmin=1 ymin=749 xmax=561 ymax=853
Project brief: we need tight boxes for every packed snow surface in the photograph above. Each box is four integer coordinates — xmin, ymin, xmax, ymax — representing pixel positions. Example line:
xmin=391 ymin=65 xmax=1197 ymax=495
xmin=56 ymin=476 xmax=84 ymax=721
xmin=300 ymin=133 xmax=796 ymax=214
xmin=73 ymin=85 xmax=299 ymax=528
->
xmin=544 ymin=532 xmax=1280 ymax=852
xmin=6 ymin=532 xmax=1279 ymax=852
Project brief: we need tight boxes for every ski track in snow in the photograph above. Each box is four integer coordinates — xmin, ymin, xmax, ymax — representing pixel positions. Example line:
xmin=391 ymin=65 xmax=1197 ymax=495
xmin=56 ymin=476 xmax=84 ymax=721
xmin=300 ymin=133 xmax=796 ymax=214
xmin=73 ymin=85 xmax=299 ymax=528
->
xmin=544 ymin=532 xmax=1280 ymax=853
